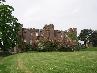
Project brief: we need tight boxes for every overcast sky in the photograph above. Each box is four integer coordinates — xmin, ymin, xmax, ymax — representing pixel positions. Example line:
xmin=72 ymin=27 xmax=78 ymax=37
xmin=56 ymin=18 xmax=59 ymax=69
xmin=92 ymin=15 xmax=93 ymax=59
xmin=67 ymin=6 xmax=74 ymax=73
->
xmin=6 ymin=0 xmax=97 ymax=34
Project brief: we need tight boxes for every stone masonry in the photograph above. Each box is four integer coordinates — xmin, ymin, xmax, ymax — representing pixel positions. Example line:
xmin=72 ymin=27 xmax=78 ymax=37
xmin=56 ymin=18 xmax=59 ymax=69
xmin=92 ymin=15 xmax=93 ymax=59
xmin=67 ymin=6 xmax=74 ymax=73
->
xmin=21 ymin=24 xmax=77 ymax=48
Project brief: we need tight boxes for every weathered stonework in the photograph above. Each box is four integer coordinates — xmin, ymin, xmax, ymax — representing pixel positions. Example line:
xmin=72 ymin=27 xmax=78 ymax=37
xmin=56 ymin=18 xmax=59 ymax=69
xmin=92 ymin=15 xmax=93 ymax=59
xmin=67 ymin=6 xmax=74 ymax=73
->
xmin=21 ymin=24 xmax=77 ymax=48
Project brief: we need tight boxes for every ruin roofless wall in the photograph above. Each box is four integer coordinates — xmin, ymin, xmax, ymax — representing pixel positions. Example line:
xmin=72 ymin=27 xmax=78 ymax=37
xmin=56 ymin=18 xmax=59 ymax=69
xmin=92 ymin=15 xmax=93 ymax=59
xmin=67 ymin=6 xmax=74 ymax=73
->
xmin=20 ymin=24 xmax=77 ymax=48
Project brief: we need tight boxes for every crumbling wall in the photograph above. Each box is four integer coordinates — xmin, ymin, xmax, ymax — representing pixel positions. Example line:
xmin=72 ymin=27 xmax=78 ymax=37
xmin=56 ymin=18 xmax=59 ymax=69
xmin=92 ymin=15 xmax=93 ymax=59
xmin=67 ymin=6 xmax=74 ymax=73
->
xmin=21 ymin=24 xmax=77 ymax=48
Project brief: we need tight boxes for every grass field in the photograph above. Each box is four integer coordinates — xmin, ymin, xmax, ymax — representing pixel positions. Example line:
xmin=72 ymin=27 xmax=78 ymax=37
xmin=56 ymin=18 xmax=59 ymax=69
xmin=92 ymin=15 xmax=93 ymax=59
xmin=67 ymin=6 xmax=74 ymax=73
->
xmin=80 ymin=47 xmax=97 ymax=51
xmin=0 ymin=50 xmax=97 ymax=73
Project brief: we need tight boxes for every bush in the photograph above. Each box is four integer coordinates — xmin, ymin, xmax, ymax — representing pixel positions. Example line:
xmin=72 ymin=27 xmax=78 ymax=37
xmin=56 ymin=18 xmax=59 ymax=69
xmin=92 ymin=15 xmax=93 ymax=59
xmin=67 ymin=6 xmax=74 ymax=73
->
xmin=36 ymin=41 xmax=79 ymax=52
xmin=21 ymin=41 xmax=79 ymax=52
xmin=24 ymin=44 xmax=33 ymax=51
xmin=0 ymin=51 xmax=12 ymax=56
xmin=37 ymin=41 xmax=58 ymax=52
xmin=57 ymin=45 xmax=74 ymax=52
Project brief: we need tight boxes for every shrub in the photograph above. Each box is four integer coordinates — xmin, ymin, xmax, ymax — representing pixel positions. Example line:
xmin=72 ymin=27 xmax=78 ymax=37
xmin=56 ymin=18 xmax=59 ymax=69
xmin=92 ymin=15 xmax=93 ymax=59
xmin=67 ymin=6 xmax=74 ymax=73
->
xmin=57 ymin=45 xmax=74 ymax=52
xmin=24 ymin=44 xmax=33 ymax=51
xmin=37 ymin=41 xmax=58 ymax=52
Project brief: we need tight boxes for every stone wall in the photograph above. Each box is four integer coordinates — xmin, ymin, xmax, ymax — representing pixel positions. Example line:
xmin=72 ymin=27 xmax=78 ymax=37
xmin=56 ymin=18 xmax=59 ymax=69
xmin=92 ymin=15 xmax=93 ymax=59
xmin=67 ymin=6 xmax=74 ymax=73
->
xmin=21 ymin=24 xmax=77 ymax=48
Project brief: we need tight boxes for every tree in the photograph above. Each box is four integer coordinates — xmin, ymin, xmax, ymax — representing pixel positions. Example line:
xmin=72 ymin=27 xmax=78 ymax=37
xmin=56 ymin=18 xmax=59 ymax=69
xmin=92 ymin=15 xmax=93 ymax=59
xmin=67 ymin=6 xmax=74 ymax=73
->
xmin=90 ymin=30 xmax=97 ymax=47
xmin=0 ymin=2 xmax=22 ymax=51
xmin=78 ymin=29 xmax=93 ymax=47
xmin=68 ymin=32 xmax=78 ymax=41
xmin=0 ymin=0 xmax=5 ymax=3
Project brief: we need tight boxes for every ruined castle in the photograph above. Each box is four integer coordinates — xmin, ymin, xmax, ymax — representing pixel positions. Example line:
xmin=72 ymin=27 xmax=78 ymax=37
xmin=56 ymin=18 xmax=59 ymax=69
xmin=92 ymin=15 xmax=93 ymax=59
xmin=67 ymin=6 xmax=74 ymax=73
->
xmin=19 ymin=24 xmax=77 ymax=48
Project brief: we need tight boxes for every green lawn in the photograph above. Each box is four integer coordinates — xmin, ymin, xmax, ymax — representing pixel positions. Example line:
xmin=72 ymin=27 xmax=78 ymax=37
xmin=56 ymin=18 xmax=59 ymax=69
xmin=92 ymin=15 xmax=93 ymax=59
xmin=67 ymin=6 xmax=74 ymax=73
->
xmin=0 ymin=51 xmax=97 ymax=73
xmin=80 ymin=47 xmax=97 ymax=51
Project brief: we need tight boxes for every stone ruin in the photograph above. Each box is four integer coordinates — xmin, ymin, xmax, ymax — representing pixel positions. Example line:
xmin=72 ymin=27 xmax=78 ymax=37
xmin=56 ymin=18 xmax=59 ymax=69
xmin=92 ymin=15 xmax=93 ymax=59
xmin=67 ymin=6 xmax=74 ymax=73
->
xmin=19 ymin=24 xmax=77 ymax=48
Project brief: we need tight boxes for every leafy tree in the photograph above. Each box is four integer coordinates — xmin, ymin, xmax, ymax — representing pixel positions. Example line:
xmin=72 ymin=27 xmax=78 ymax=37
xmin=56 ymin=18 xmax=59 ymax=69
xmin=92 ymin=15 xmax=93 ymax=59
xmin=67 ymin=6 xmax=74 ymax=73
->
xmin=90 ymin=30 xmax=97 ymax=47
xmin=78 ymin=29 xmax=93 ymax=47
xmin=0 ymin=2 xmax=22 ymax=51
xmin=0 ymin=0 xmax=5 ymax=3
xmin=68 ymin=32 xmax=78 ymax=41
xmin=67 ymin=31 xmax=79 ymax=50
